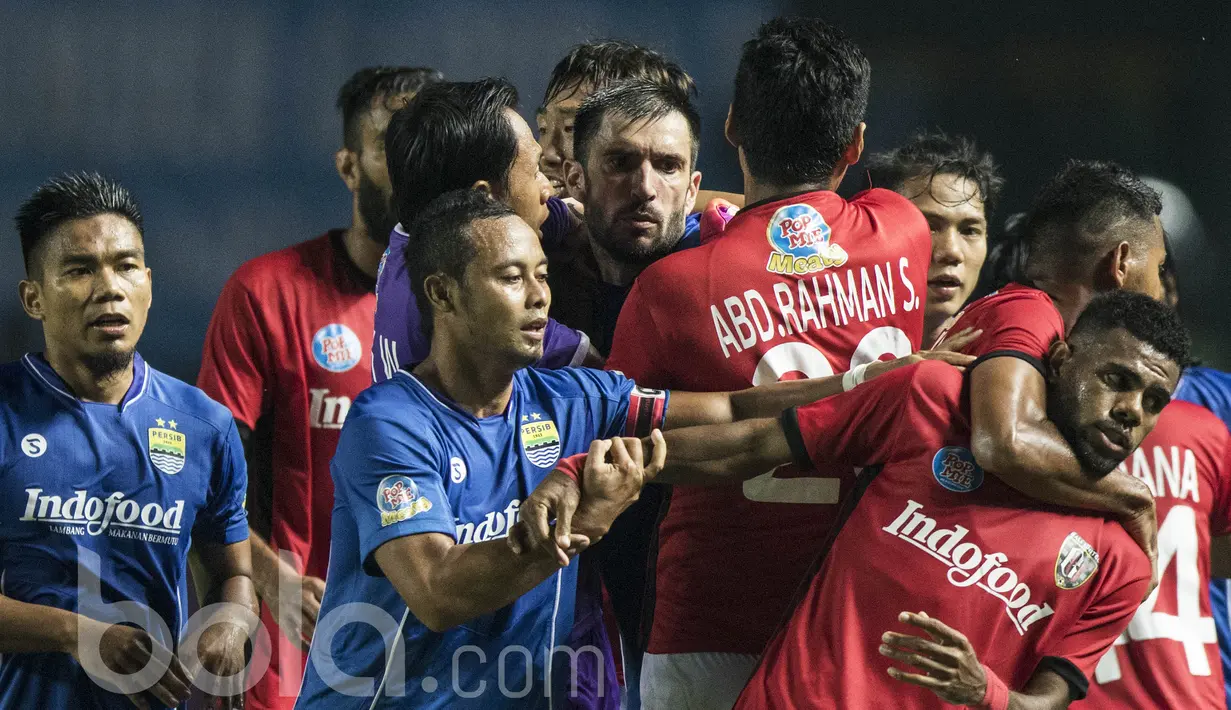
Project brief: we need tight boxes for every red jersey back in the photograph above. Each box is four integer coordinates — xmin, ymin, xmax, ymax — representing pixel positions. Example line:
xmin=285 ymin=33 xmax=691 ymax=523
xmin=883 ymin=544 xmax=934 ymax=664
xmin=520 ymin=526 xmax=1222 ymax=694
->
xmin=607 ymin=188 xmax=930 ymax=654
xmin=933 ymin=282 xmax=1065 ymax=361
xmin=736 ymin=362 xmax=1151 ymax=709
xmin=1080 ymin=400 xmax=1231 ymax=709
xmin=198 ymin=231 xmax=375 ymax=710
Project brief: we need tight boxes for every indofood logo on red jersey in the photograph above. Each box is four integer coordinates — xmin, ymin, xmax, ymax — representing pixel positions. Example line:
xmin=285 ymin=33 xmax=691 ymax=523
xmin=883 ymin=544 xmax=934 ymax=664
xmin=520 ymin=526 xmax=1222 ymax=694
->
xmin=882 ymin=499 xmax=1055 ymax=635
xmin=765 ymin=204 xmax=848 ymax=276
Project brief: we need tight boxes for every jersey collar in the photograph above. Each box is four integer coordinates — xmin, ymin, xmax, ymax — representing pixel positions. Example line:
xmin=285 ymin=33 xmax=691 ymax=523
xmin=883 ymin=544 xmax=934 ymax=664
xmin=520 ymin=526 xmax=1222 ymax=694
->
xmin=22 ymin=352 xmax=149 ymax=411
xmin=397 ymin=369 xmax=519 ymax=426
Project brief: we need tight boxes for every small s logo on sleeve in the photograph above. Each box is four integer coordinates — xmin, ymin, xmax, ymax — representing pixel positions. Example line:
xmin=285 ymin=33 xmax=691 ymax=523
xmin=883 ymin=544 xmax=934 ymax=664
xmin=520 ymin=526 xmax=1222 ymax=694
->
xmin=21 ymin=434 xmax=46 ymax=458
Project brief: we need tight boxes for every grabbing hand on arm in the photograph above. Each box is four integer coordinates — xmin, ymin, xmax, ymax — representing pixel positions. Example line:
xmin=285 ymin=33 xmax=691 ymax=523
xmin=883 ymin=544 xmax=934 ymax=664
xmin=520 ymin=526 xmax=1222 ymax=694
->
xmin=247 ymin=529 xmax=325 ymax=652
xmin=190 ymin=539 xmax=259 ymax=710
xmin=882 ymin=612 xmax=1074 ymax=709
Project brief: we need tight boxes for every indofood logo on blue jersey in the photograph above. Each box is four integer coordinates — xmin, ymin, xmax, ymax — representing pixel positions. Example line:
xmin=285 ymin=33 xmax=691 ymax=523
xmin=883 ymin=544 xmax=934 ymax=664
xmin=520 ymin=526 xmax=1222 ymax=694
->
xmin=932 ymin=447 xmax=984 ymax=493
xmin=764 ymin=203 xmax=848 ymax=276
xmin=312 ymin=324 xmax=362 ymax=373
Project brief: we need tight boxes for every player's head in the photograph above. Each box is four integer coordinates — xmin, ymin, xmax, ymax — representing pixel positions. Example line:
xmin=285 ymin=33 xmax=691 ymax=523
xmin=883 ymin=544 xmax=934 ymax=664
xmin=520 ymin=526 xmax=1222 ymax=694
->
xmin=566 ymin=80 xmax=701 ymax=269
xmin=867 ymin=132 xmax=1003 ymax=334
xmin=1046 ymin=291 xmax=1189 ymax=476
xmin=728 ymin=17 xmax=870 ymax=190
xmin=538 ymin=40 xmax=695 ymax=194
xmin=406 ymin=189 xmax=548 ymax=367
xmin=1023 ymin=160 xmax=1165 ymax=300
xmin=335 ymin=66 xmax=443 ymax=244
xmin=16 ymin=173 xmax=151 ymax=377
xmin=387 ymin=78 xmax=552 ymax=237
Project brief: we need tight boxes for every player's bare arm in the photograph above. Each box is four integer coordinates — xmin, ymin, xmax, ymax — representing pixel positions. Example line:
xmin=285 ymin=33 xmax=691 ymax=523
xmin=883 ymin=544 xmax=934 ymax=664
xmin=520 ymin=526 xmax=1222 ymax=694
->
xmin=882 ymin=612 xmax=1073 ymax=709
xmin=664 ymin=330 xmax=979 ymax=428
xmin=970 ymin=358 xmax=1158 ymax=569
xmin=191 ymin=538 xmax=260 ymax=710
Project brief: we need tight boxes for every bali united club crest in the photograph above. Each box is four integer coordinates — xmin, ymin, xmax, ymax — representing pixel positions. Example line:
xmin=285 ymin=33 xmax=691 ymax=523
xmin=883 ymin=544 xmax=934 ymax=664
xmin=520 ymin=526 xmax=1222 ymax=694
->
xmin=1055 ymin=532 xmax=1100 ymax=590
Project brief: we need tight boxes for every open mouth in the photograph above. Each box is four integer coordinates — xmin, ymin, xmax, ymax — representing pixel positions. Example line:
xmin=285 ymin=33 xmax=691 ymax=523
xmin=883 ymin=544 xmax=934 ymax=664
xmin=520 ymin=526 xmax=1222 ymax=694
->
xmin=927 ymin=274 xmax=964 ymax=297
xmin=89 ymin=313 xmax=131 ymax=337
xmin=522 ymin=318 xmax=548 ymax=339
xmin=1093 ymin=422 xmax=1131 ymax=455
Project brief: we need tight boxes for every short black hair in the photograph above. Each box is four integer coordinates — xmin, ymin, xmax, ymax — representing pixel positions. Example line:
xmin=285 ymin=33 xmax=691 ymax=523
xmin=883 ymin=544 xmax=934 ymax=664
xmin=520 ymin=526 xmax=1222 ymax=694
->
xmin=1068 ymin=290 xmax=1190 ymax=370
xmin=386 ymin=78 xmax=520 ymax=228
xmin=16 ymin=172 xmax=142 ymax=277
xmin=1024 ymin=160 xmax=1163 ymax=275
xmin=337 ymin=66 xmax=443 ymax=151
xmin=730 ymin=17 xmax=870 ymax=186
xmin=866 ymin=131 xmax=1004 ymax=216
xmin=404 ymin=188 xmax=518 ymax=336
xmin=573 ymin=80 xmax=701 ymax=169
xmin=542 ymin=40 xmax=695 ymax=107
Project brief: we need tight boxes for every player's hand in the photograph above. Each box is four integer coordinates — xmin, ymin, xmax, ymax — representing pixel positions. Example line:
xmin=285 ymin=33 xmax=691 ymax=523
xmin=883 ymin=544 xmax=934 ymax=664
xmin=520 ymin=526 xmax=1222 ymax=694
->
xmin=269 ymin=573 xmax=325 ymax=651
xmin=193 ymin=620 xmax=249 ymax=709
xmin=510 ymin=465 xmax=583 ymax=557
xmin=933 ymin=327 xmax=982 ymax=353
xmin=1120 ymin=500 xmax=1160 ymax=600
xmin=864 ymin=329 xmax=981 ymax=381
xmin=572 ymin=431 xmax=667 ymax=540
xmin=74 ymin=618 xmax=193 ymax=709
xmin=880 ymin=611 xmax=987 ymax=705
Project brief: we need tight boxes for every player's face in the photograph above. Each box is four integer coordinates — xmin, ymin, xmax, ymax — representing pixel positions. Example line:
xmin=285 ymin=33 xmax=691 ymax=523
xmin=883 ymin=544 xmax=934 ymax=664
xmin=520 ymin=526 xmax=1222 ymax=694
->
xmin=537 ymin=84 xmax=588 ymax=195
xmin=21 ymin=214 xmax=152 ymax=374
xmin=906 ymin=173 xmax=988 ymax=323
xmin=1047 ymin=327 xmax=1179 ymax=476
xmin=1120 ymin=216 xmax=1167 ymax=301
xmin=354 ymin=100 xmax=402 ymax=245
xmin=456 ymin=215 xmax=551 ymax=366
xmin=497 ymin=109 xmax=553 ymax=236
xmin=573 ymin=111 xmax=700 ymax=267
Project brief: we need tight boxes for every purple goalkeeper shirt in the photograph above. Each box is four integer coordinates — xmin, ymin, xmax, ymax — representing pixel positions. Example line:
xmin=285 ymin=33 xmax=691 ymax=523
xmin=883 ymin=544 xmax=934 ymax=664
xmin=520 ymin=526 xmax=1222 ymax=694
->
xmin=371 ymin=205 xmax=590 ymax=384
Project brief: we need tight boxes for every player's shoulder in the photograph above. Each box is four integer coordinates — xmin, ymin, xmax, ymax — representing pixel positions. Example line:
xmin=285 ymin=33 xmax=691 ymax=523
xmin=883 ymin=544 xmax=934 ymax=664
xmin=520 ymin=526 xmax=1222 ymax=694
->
xmin=0 ymin=358 xmax=38 ymax=408
xmin=142 ymin=363 xmax=236 ymax=436
xmin=519 ymin=366 xmax=627 ymax=401
xmin=225 ymin=232 xmax=334 ymax=294
xmin=894 ymin=360 xmax=966 ymax=406
xmin=1178 ymin=365 xmax=1231 ymax=409
xmin=850 ymin=186 xmax=922 ymax=215
xmin=1090 ymin=517 xmax=1153 ymax=591
xmin=347 ymin=372 xmax=451 ymax=436
xmin=954 ymin=283 xmax=1060 ymax=327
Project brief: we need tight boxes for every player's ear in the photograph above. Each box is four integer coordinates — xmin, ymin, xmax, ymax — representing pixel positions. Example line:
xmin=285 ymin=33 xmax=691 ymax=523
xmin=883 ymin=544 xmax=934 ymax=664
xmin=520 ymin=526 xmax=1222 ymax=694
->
xmin=471 ymin=180 xmax=497 ymax=198
xmin=686 ymin=170 xmax=702 ymax=214
xmin=423 ymin=273 xmax=456 ymax=314
xmin=335 ymin=148 xmax=360 ymax=192
xmin=1047 ymin=339 xmax=1072 ymax=378
xmin=564 ymin=159 xmax=586 ymax=202
xmin=842 ymin=122 xmax=867 ymax=167
xmin=1106 ymin=241 xmax=1132 ymax=289
xmin=18 ymin=279 xmax=44 ymax=321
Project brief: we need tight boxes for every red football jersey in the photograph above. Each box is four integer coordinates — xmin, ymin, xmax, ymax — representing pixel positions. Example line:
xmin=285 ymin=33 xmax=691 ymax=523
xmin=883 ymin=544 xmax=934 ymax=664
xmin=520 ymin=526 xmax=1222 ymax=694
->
xmin=1080 ymin=400 xmax=1231 ymax=709
xmin=932 ymin=282 xmax=1065 ymax=361
xmin=736 ymin=362 xmax=1152 ymax=709
xmin=607 ymin=188 xmax=931 ymax=654
xmin=198 ymin=231 xmax=375 ymax=710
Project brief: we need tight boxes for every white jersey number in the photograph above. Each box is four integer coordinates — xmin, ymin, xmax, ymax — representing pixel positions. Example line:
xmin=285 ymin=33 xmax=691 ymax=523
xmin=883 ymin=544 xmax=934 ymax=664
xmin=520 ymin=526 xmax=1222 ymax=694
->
xmin=1095 ymin=505 xmax=1218 ymax=682
xmin=742 ymin=327 xmax=911 ymax=505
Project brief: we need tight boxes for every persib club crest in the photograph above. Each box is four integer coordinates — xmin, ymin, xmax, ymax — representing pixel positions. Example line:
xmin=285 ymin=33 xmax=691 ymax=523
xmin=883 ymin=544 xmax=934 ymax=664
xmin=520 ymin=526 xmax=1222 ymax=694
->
xmin=1055 ymin=532 xmax=1100 ymax=590
xmin=931 ymin=447 xmax=984 ymax=493
xmin=377 ymin=475 xmax=432 ymax=527
xmin=520 ymin=416 xmax=561 ymax=469
xmin=765 ymin=203 xmax=848 ymax=276
xmin=148 ymin=419 xmax=186 ymax=475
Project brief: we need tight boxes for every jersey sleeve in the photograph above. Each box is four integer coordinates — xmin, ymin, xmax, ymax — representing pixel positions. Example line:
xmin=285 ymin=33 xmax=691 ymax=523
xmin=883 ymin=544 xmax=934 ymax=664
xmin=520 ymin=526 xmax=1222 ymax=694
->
xmin=331 ymin=405 xmax=455 ymax=576
xmin=605 ymin=278 xmax=669 ymax=385
xmin=966 ymin=293 xmax=1065 ymax=366
xmin=1211 ymin=434 xmax=1231 ymax=537
xmin=193 ymin=418 xmax=251 ymax=546
xmin=536 ymin=319 xmax=589 ymax=369
xmin=783 ymin=362 xmax=948 ymax=471
xmin=197 ymin=275 xmax=272 ymax=429
xmin=559 ymin=368 xmax=671 ymax=440
xmin=371 ymin=244 xmax=413 ymax=385
xmin=1042 ymin=547 xmax=1151 ymax=695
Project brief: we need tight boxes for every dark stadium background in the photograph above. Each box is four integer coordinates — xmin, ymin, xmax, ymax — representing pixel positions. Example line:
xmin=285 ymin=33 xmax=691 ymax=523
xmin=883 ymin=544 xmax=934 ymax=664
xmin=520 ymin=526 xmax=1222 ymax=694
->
xmin=1 ymin=0 xmax=1227 ymax=379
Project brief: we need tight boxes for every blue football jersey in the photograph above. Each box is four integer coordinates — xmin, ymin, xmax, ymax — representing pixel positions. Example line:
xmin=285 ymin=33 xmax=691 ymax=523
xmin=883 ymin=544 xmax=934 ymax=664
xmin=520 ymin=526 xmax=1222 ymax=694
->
xmin=296 ymin=366 xmax=667 ymax=710
xmin=1177 ymin=365 xmax=1231 ymax=709
xmin=0 ymin=353 xmax=248 ymax=710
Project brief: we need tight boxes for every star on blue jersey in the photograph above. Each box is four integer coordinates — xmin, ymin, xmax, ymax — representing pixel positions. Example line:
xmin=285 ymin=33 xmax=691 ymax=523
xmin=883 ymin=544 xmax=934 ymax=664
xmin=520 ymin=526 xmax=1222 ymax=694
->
xmin=0 ymin=353 xmax=248 ymax=710
xmin=296 ymin=366 xmax=664 ymax=710
xmin=1176 ymin=365 xmax=1231 ymax=709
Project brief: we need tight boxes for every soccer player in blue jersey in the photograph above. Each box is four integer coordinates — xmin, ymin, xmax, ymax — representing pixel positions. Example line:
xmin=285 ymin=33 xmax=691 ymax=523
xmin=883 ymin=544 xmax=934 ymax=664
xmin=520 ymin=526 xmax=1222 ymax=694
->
xmin=1 ymin=173 xmax=258 ymax=709
xmin=297 ymin=188 xmax=972 ymax=709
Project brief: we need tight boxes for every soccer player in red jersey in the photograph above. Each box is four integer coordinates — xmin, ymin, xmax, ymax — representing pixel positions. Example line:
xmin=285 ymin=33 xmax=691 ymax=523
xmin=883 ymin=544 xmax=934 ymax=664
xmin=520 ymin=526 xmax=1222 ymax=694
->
xmin=865 ymin=132 xmax=1004 ymax=346
xmin=604 ymin=18 xmax=932 ymax=706
xmin=933 ymin=161 xmax=1170 ymax=582
xmin=197 ymin=67 xmax=440 ymax=710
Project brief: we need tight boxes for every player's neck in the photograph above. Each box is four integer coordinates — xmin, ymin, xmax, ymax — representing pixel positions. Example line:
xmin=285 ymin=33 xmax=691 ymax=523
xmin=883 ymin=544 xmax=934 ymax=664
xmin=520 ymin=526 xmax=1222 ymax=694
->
xmin=923 ymin=313 xmax=950 ymax=349
xmin=1032 ymin=278 xmax=1095 ymax=335
xmin=415 ymin=346 xmax=517 ymax=419
xmin=589 ymin=237 xmax=650 ymax=287
xmin=43 ymin=345 xmax=134 ymax=405
xmin=342 ymin=223 xmax=385 ymax=279
xmin=741 ymin=176 xmax=834 ymax=207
